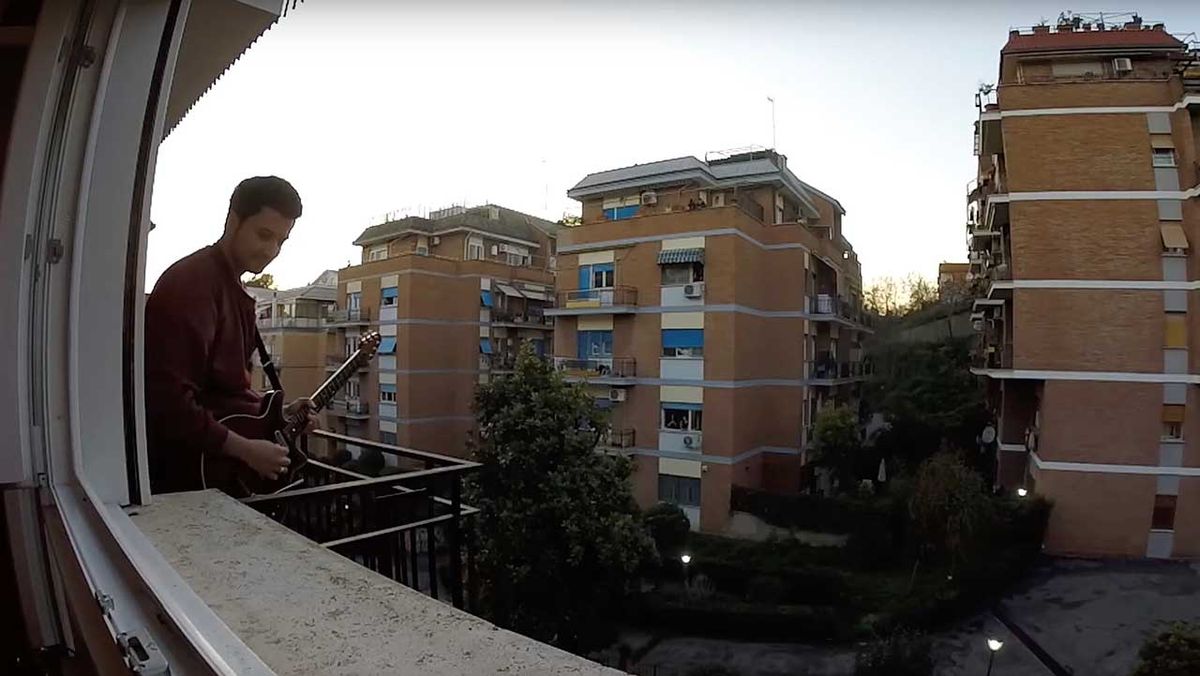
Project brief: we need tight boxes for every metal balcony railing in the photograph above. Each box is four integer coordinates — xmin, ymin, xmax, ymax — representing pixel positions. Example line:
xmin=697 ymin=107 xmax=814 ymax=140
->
xmin=491 ymin=309 xmax=554 ymax=327
xmin=330 ymin=399 xmax=370 ymax=416
xmin=243 ymin=430 xmax=480 ymax=611
xmin=326 ymin=307 xmax=371 ymax=324
xmin=554 ymin=356 xmax=636 ymax=380
xmin=601 ymin=427 xmax=635 ymax=449
xmin=972 ymin=343 xmax=1013 ymax=370
xmin=257 ymin=316 xmax=325 ymax=329
xmin=807 ymin=359 xmax=873 ymax=381
xmin=555 ymin=286 xmax=637 ymax=309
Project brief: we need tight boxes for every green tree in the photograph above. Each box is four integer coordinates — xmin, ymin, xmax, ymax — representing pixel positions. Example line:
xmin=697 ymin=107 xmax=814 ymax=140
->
xmin=245 ymin=273 xmax=275 ymax=289
xmin=908 ymin=454 xmax=987 ymax=567
xmin=467 ymin=343 xmax=654 ymax=651
xmin=1133 ymin=622 xmax=1200 ymax=676
xmin=810 ymin=405 xmax=863 ymax=492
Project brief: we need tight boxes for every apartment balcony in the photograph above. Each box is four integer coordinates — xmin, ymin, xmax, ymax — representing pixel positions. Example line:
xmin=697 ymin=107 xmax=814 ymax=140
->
xmin=599 ymin=427 xmax=636 ymax=451
xmin=975 ymin=103 xmax=1003 ymax=157
xmin=807 ymin=359 xmax=873 ymax=383
xmin=257 ymin=316 xmax=325 ymax=329
xmin=972 ymin=342 xmax=1013 ymax=371
xmin=809 ymin=293 xmax=868 ymax=325
xmin=326 ymin=307 xmax=371 ymax=325
xmin=327 ymin=353 xmax=370 ymax=371
xmin=330 ymin=398 xmax=370 ymax=418
xmin=554 ymin=356 xmax=636 ymax=385
xmin=490 ymin=309 xmax=554 ymax=329
xmin=544 ymin=286 xmax=637 ymax=316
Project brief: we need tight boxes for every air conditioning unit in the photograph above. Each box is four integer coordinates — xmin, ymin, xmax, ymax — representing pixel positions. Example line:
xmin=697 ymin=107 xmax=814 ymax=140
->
xmin=683 ymin=435 xmax=696 ymax=448
xmin=609 ymin=389 xmax=626 ymax=402
xmin=416 ymin=246 xmax=429 ymax=256
xmin=640 ymin=191 xmax=658 ymax=205
xmin=431 ymin=236 xmax=441 ymax=245
xmin=491 ymin=245 xmax=499 ymax=256
xmin=683 ymin=283 xmax=704 ymax=299
xmin=1113 ymin=57 xmax=1133 ymax=73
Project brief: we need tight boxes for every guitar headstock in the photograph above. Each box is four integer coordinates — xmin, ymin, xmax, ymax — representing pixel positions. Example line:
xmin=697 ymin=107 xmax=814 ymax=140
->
xmin=358 ymin=331 xmax=382 ymax=359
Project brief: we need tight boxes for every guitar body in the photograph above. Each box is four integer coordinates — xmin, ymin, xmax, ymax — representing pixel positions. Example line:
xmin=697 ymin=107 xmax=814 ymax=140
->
xmin=202 ymin=391 xmax=307 ymax=497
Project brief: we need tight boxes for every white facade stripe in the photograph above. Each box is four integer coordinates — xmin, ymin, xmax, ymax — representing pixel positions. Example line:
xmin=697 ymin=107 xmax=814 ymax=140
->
xmin=1031 ymin=452 xmax=1200 ymax=477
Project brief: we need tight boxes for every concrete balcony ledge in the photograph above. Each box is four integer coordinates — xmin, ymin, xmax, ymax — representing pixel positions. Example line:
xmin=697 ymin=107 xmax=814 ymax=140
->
xmin=131 ymin=491 xmax=618 ymax=676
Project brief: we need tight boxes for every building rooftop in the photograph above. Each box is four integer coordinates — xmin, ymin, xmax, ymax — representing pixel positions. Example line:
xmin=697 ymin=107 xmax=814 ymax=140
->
xmin=1003 ymin=23 xmax=1186 ymax=55
xmin=567 ymin=150 xmax=844 ymax=218
xmin=353 ymin=205 xmax=559 ymax=248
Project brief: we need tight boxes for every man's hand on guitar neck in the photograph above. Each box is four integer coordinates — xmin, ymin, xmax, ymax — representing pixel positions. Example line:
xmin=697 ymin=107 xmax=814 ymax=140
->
xmin=285 ymin=397 xmax=320 ymax=434
xmin=222 ymin=432 xmax=291 ymax=481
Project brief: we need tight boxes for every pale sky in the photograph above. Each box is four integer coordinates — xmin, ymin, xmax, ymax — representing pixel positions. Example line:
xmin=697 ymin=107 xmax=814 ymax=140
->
xmin=148 ymin=1 xmax=1200 ymax=290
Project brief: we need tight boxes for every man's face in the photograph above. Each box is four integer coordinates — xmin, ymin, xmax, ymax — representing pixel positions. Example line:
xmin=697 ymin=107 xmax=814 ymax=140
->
xmin=230 ymin=207 xmax=294 ymax=274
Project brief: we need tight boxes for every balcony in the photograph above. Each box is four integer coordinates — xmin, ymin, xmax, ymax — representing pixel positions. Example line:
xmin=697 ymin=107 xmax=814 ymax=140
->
xmin=554 ymin=356 xmax=636 ymax=385
xmin=545 ymin=286 xmax=637 ymax=315
xmin=807 ymin=359 xmax=873 ymax=383
xmin=257 ymin=316 xmax=325 ymax=329
xmin=326 ymin=307 xmax=371 ymax=325
xmin=490 ymin=309 xmax=554 ymax=329
xmin=327 ymin=353 xmax=370 ymax=370
xmin=972 ymin=342 xmax=1013 ymax=371
xmin=330 ymin=399 xmax=370 ymax=418
xmin=599 ymin=427 xmax=636 ymax=450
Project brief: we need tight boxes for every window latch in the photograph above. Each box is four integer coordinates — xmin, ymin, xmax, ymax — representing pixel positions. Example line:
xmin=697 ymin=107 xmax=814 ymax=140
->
xmin=117 ymin=629 xmax=170 ymax=675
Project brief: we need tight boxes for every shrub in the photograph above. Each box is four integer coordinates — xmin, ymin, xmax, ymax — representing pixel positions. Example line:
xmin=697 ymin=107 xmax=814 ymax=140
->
xmin=644 ymin=501 xmax=691 ymax=564
xmin=730 ymin=485 xmax=873 ymax=534
xmin=854 ymin=630 xmax=933 ymax=676
xmin=1132 ymin=622 xmax=1200 ymax=676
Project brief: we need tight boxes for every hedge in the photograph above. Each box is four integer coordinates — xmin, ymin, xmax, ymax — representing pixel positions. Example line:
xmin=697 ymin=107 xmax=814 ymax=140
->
xmin=730 ymin=484 xmax=876 ymax=534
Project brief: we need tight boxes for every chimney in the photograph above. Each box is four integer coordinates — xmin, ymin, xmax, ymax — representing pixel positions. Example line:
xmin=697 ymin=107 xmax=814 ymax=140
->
xmin=1152 ymin=23 xmax=1166 ymax=32
xmin=1009 ymin=29 xmax=1020 ymax=39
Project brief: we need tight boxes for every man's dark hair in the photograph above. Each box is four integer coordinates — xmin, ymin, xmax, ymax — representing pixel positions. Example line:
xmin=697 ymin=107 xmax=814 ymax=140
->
xmin=229 ymin=176 xmax=302 ymax=221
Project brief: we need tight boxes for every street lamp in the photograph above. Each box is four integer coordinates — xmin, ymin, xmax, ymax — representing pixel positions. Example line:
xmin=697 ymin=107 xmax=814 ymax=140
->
xmin=985 ymin=638 xmax=1003 ymax=676
xmin=1016 ymin=487 xmax=1028 ymax=498
xmin=680 ymin=554 xmax=692 ymax=589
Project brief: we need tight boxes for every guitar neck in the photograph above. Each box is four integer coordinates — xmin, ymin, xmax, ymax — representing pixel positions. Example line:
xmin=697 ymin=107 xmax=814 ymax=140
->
xmin=279 ymin=349 xmax=371 ymax=442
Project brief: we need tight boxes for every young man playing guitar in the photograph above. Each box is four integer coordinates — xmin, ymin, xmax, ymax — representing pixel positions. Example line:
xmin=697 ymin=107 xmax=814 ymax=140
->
xmin=145 ymin=176 xmax=318 ymax=495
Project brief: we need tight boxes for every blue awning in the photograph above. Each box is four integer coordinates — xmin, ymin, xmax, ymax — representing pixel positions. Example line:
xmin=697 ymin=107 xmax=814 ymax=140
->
xmin=480 ymin=290 xmax=493 ymax=307
xmin=381 ymin=287 xmax=398 ymax=300
xmin=480 ymin=338 xmax=493 ymax=354
xmin=662 ymin=329 xmax=704 ymax=348
xmin=657 ymin=248 xmax=705 ymax=265
xmin=378 ymin=337 xmax=396 ymax=354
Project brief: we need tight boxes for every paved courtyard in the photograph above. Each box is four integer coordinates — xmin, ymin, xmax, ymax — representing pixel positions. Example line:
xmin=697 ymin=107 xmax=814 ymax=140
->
xmin=624 ymin=558 xmax=1200 ymax=676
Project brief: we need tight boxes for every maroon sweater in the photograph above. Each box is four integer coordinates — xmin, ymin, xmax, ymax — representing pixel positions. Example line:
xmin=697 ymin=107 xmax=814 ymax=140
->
xmin=145 ymin=245 xmax=262 ymax=493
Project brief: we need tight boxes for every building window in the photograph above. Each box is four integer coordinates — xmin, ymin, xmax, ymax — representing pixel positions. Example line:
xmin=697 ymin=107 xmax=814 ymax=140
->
xmin=500 ymin=244 xmax=531 ymax=267
xmin=380 ymin=431 xmax=397 ymax=445
xmin=578 ymin=263 xmax=614 ymax=290
xmin=467 ymin=237 xmax=484 ymax=261
xmin=1152 ymin=494 xmax=1177 ymax=531
xmin=577 ymin=331 xmax=613 ymax=359
xmin=1165 ymin=314 xmax=1187 ymax=348
xmin=661 ymin=263 xmax=704 ymax=285
xmin=345 ymin=336 xmax=360 ymax=358
xmin=346 ymin=379 xmax=360 ymax=399
xmin=662 ymin=329 xmax=704 ymax=358
xmin=1153 ymin=148 xmax=1177 ymax=168
xmin=381 ymin=286 xmax=398 ymax=307
xmin=378 ymin=337 xmax=397 ymax=355
xmin=480 ymin=338 xmax=493 ymax=355
xmin=368 ymin=245 xmax=388 ymax=261
xmin=662 ymin=403 xmax=702 ymax=431
xmin=604 ymin=205 xmax=639 ymax=221
xmin=1163 ymin=421 xmax=1184 ymax=441
xmin=480 ymin=290 xmax=493 ymax=307
xmin=380 ymin=384 xmax=397 ymax=403
xmin=347 ymin=291 xmax=361 ymax=310
xmin=658 ymin=474 xmax=701 ymax=507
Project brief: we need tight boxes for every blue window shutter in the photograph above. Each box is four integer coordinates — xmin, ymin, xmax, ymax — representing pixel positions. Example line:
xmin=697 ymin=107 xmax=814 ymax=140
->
xmin=480 ymin=290 xmax=493 ymax=307
xmin=577 ymin=331 xmax=591 ymax=359
xmin=380 ymin=383 xmax=397 ymax=394
xmin=601 ymin=330 xmax=613 ymax=355
xmin=612 ymin=205 xmax=638 ymax=220
xmin=378 ymin=337 xmax=397 ymax=354
xmin=662 ymin=329 xmax=704 ymax=348
xmin=603 ymin=208 xmax=616 ymax=221
xmin=578 ymin=265 xmax=591 ymax=290
xmin=480 ymin=338 xmax=493 ymax=354
xmin=381 ymin=287 xmax=398 ymax=300
xmin=594 ymin=262 xmax=614 ymax=274
xmin=662 ymin=402 xmax=703 ymax=411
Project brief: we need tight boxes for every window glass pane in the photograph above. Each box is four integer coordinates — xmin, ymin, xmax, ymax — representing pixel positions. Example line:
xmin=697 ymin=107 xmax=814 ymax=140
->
xmin=662 ymin=265 xmax=692 ymax=285
xmin=1153 ymin=148 xmax=1177 ymax=167
xmin=691 ymin=409 xmax=702 ymax=431
xmin=663 ymin=408 xmax=690 ymax=430
xmin=380 ymin=432 xmax=397 ymax=445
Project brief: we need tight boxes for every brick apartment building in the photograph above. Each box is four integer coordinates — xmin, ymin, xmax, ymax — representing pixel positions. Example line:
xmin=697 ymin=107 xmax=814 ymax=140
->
xmin=249 ymin=271 xmax=338 ymax=429
xmin=325 ymin=205 xmax=557 ymax=459
xmin=550 ymin=149 xmax=871 ymax=532
xmin=969 ymin=15 xmax=1200 ymax=558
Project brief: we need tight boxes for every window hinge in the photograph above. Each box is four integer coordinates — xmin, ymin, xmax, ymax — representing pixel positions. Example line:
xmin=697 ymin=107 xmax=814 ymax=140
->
xmin=47 ymin=239 xmax=64 ymax=264
xmin=117 ymin=630 xmax=170 ymax=675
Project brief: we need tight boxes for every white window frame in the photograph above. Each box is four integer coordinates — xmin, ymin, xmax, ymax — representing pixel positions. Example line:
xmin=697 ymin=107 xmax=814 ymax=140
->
xmin=661 ymin=406 xmax=703 ymax=432
xmin=1163 ymin=421 xmax=1184 ymax=441
xmin=467 ymin=237 xmax=485 ymax=261
xmin=346 ymin=378 xmax=361 ymax=400
xmin=368 ymin=245 xmax=388 ymax=261
xmin=1152 ymin=148 xmax=1177 ymax=168
xmin=0 ymin=1 xmax=276 ymax=672
xmin=380 ymin=389 xmax=397 ymax=403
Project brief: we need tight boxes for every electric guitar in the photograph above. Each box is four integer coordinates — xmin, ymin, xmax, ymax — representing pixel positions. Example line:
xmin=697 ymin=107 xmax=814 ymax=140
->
xmin=202 ymin=331 xmax=382 ymax=497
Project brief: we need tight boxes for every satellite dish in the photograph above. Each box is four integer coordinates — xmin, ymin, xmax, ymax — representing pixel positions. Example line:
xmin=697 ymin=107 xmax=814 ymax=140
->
xmin=980 ymin=425 xmax=997 ymax=445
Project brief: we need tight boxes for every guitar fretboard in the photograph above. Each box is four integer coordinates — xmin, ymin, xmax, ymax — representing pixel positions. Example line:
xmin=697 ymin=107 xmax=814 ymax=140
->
xmin=279 ymin=348 xmax=372 ymax=442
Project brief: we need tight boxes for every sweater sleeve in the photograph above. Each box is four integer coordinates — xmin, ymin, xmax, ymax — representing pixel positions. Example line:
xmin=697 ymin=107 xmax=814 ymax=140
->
xmin=144 ymin=271 xmax=231 ymax=463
